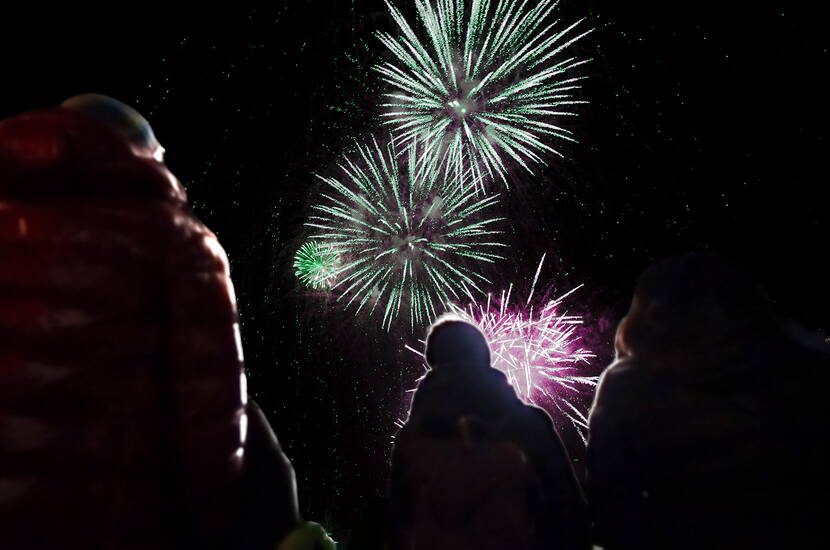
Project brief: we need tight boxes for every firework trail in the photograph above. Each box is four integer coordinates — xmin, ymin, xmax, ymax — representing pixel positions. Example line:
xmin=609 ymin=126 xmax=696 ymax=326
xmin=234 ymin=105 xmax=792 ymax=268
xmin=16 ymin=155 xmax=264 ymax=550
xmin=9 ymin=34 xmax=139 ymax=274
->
xmin=406 ymin=255 xmax=597 ymax=440
xmin=305 ymin=137 xmax=507 ymax=329
xmin=375 ymin=0 xmax=592 ymax=188
xmin=294 ymin=240 xmax=341 ymax=289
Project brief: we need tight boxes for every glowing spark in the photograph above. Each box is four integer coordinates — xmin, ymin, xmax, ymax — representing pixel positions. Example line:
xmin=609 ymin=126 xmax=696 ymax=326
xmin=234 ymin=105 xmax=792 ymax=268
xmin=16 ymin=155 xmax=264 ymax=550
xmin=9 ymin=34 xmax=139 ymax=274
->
xmin=375 ymin=0 xmax=592 ymax=188
xmin=306 ymin=137 xmax=507 ymax=329
xmin=294 ymin=240 xmax=341 ymax=289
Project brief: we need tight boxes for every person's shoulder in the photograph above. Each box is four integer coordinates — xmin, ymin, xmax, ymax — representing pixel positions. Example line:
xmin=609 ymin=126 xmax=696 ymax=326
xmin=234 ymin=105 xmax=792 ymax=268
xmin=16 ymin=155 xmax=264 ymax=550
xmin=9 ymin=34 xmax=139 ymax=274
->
xmin=405 ymin=370 xmax=445 ymax=418
xmin=590 ymin=358 xmax=653 ymax=420
xmin=596 ymin=357 xmax=650 ymax=394
xmin=409 ymin=369 xmax=440 ymax=402
xmin=500 ymin=401 xmax=558 ymax=441
xmin=483 ymin=365 xmax=509 ymax=382
xmin=517 ymin=403 xmax=555 ymax=428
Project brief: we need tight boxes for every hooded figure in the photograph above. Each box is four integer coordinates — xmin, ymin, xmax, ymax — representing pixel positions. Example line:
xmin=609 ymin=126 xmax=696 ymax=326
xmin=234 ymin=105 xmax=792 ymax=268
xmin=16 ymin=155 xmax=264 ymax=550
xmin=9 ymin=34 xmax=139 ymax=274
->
xmin=586 ymin=253 xmax=828 ymax=549
xmin=387 ymin=317 xmax=589 ymax=550
xmin=0 ymin=96 xmax=296 ymax=549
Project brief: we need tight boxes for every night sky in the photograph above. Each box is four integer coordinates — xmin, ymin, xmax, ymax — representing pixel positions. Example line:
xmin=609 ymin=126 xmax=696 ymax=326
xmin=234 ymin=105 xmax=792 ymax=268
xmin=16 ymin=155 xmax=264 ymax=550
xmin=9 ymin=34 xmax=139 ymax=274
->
xmin=3 ymin=1 xmax=827 ymax=537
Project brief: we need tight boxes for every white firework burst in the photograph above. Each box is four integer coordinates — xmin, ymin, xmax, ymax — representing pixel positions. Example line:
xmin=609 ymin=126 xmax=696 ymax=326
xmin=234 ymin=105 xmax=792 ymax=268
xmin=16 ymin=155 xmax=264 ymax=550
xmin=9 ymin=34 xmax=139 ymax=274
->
xmin=375 ymin=0 xmax=592 ymax=188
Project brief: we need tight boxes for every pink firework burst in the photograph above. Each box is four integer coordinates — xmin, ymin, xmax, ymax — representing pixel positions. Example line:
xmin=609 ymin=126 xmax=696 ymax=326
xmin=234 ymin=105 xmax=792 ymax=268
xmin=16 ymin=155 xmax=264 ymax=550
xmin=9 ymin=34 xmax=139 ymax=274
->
xmin=406 ymin=255 xmax=598 ymax=441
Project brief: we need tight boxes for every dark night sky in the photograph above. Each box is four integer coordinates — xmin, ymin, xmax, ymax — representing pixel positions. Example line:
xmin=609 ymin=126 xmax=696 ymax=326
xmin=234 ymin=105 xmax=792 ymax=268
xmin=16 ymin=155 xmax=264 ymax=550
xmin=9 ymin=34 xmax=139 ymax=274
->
xmin=3 ymin=0 xmax=827 ymax=535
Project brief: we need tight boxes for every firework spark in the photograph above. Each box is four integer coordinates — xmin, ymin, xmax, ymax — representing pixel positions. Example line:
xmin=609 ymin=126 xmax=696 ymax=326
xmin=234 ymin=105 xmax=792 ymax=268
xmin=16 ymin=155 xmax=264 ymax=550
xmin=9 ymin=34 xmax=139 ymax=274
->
xmin=294 ymin=240 xmax=341 ymax=289
xmin=407 ymin=255 xmax=597 ymax=439
xmin=306 ymin=137 xmax=506 ymax=329
xmin=375 ymin=0 xmax=592 ymax=188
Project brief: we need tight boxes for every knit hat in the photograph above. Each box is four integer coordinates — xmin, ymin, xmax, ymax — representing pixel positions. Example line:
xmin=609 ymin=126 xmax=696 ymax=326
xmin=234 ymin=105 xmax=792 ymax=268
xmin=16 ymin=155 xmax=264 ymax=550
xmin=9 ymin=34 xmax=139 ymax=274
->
xmin=61 ymin=94 xmax=164 ymax=161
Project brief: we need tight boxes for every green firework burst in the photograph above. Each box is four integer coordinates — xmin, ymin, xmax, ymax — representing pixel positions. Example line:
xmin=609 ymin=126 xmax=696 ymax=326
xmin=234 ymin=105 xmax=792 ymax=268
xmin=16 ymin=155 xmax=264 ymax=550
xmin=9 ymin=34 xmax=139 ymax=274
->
xmin=306 ymin=137 xmax=506 ymax=329
xmin=375 ymin=0 xmax=592 ymax=187
xmin=294 ymin=241 xmax=341 ymax=289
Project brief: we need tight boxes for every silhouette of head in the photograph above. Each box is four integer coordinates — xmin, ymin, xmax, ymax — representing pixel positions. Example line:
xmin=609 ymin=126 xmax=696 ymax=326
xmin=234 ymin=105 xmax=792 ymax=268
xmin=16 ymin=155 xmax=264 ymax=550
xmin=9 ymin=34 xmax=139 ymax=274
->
xmin=61 ymin=94 xmax=165 ymax=161
xmin=616 ymin=252 xmax=772 ymax=360
xmin=425 ymin=316 xmax=491 ymax=369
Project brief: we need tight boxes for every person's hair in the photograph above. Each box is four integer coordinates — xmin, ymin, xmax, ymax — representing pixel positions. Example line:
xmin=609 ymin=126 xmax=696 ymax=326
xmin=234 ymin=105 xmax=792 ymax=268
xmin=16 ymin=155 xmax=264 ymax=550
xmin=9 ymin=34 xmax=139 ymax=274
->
xmin=425 ymin=315 xmax=491 ymax=369
xmin=616 ymin=252 xmax=773 ymax=362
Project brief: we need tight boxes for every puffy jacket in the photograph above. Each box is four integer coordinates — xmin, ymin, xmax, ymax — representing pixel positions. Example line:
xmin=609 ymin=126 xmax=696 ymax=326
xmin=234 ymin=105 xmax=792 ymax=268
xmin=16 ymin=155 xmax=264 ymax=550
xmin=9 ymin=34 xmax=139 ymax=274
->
xmin=0 ymin=107 xmax=246 ymax=549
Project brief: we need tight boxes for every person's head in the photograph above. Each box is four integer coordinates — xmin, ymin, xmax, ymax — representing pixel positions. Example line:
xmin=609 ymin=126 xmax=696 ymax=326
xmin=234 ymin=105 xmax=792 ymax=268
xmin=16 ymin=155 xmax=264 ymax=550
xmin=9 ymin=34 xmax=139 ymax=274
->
xmin=616 ymin=252 xmax=773 ymax=362
xmin=425 ymin=315 xmax=491 ymax=370
xmin=61 ymin=94 xmax=165 ymax=162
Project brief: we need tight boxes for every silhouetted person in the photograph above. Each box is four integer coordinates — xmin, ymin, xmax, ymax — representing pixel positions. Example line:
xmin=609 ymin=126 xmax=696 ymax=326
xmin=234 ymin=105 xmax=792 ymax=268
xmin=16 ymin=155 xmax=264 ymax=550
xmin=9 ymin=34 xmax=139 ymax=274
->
xmin=387 ymin=317 xmax=590 ymax=550
xmin=586 ymin=253 xmax=828 ymax=549
xmin=0 ymin=96 xmax=298 ymax=549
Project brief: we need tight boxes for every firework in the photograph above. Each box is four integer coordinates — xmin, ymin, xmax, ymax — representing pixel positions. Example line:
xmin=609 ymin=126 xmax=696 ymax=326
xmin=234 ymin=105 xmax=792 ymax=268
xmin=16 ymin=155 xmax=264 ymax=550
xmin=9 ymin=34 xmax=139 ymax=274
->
xmin=294 ymin=240 xmax=341 ymax=289
xmin=375 ymin=0 xmax=591 ymax=187
xmin=306 ymin=137 xmax=506 ymax=329
xmin=407 ymin=255 xmax=597 ymax=439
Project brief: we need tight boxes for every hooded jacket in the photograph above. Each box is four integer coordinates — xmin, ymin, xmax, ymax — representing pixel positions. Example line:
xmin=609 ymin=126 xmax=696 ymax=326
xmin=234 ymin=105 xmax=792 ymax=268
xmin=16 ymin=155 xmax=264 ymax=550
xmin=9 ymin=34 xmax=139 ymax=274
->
xmin=388 ymin=363 xmax=590 ymax=550
xmin=586 ymin=254 xmax=829 ymax=549
xmin=0 ymin=107 xmax=246 ymax=549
